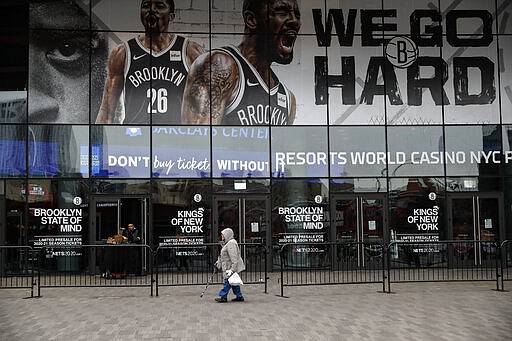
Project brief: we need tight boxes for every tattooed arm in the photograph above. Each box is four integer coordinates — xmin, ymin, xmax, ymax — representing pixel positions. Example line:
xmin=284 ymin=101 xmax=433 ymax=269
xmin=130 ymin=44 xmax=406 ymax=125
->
xmin=181 ymin=50 xmax=239 ymax=125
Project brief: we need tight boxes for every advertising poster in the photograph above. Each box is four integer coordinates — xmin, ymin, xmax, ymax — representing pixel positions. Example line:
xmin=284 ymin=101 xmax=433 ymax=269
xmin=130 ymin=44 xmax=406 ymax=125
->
xmin=24 ymin=0 xmax=510 ymax=125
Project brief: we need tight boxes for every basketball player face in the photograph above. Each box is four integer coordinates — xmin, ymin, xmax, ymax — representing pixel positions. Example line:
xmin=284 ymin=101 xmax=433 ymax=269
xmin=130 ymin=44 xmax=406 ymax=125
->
xmin=140 ymin=0 xmax=174 ymax=33
xmin=261 ymin=0 xmax=301 ymax=65
xmin=29 ymin=1 xmax=107 ymax=123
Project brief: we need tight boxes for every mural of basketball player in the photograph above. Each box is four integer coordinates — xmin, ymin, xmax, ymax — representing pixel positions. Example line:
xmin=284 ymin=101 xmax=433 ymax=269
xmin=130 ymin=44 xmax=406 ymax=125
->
xmin=29 ymin=0 xmax=108 ymax=124
xmin=181 ymin=0 xmax=301 ymax=125
xmin=96 ymin=0 xmax=204 ymax=124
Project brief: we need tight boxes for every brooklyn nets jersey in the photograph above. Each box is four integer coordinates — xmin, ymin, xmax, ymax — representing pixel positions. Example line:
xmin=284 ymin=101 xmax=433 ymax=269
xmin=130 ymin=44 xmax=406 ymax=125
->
xmin=123 ymin=35 xmax=188 ymax=124
xmin=219 ymin=45 xmax=292 ymax=125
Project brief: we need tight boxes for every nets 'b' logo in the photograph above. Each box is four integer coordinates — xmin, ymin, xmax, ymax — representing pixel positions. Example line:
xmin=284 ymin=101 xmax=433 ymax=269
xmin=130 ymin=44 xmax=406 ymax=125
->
xmin=385 ymin=36 xmax=418 ymax=69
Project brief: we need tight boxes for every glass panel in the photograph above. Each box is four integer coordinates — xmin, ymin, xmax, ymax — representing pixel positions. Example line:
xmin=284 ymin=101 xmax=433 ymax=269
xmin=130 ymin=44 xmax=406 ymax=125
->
xmin=329 ymin=126 xmax=386 ymax=177
xmin=0 ymin=91 xmax=26 ymax=123
xmin=330 ymin=178 xmax=387 ymax=192
xmin=478 ymin=197 xmax=499 ymax=242
xmin=271 ymin=126 xmax=328 ymax=177
xmin=498 ymin=0 xmax=512 ymax=34
xmin=217 ymin=198 xmax=240 ymax=238
xmin=445 ymin=125 xmax=501 ymax=176
xmin=91 ymin=126 xmax=150 ymax=178
xmin=503 ymin=126 xmax=512 ymax=175
xmin=387 ymin=126 xmax=444 ymax=176
xmin=5 ymin=180 xmax=26 ymax=246
xmin=28 ymin=125 xmax=89 ymax=177
xmin=153 ymin=179 xmax=212 ymax=246
xmin=442 ymin=36 xmax=499 ymax=124
xmin=95 ymin=199 xmax=119 ymax=241
xmin=440 ymin=0 xmax=496 ymax=34
xmin=501 ymin=37 xmax=512 ymax=124
xmin=213 ymin=127 xmax=269 ymax=177
xmin=362 ymin=197 xmax=384 ymax=241
xmin=28 ymin=29 xmax=91 ymax=123
xmin=389 ymin=177 xmax=445 ymax=240
xmin=335 ymin=198 xmax=357 ymax=242
xmin=0 ymin=125 xmax=26 ymax=177
xmin=91 ymin=179 xmax=151 ymax=194
xmin=30 ymin=0 xmax=90 ymax=30
xmin=26 ymin=180 xmax=89 ymax=271
xmin=383 ymin=0 xmax=435 ymax=35
xmin=274 ymin=35 xmax=327 ymax=125
xmin=210 ymin=1 xmax=244 ymax=34
xmin=272 ymin=178 xmax=329 ymax=247
xmin=153 ymin=126 xmax=210 ymax=178
xmin=452 ymin=198 xmax=475 ymax=240
xmin=328 ymin=36 xmax=385 ymax=125
xmin=243 ymin=198 xmax=267 ymax=243
xmin=212 ymin=178 xmax=270 ymax=193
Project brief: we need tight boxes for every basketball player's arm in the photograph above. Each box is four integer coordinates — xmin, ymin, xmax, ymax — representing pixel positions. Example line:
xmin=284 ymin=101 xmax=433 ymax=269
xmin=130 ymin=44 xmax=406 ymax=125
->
xmin=288 ymin=91 xmax=297 ymax=125
xmin=95 ymin=44 xmax=126 ymax=124
xmin=181 ymin=51 xmax=239 ymax=124
xmin=184 ymin=40 xmax=205 ymax=69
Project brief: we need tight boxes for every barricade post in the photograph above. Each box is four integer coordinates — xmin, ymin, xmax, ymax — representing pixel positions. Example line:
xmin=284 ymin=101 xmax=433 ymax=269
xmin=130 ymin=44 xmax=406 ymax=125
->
xmin=0 ymin=245 xmax=37 ymax=298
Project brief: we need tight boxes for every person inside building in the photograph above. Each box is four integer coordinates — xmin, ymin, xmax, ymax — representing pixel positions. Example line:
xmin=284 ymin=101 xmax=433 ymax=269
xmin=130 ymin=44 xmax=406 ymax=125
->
xmin=215 ymin=228 xmax=246 ymax=302
xmin=125 ymin=223 xmax=142 ymax=275
xmin=96 ymin=0 xmax=204 ymax=124
xmin=181 ymin=0 xmax=301 ymax=125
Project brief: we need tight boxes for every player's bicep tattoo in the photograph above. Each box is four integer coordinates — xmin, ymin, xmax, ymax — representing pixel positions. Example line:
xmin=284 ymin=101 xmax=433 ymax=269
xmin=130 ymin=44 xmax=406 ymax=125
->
xmin=209 ymin=58 xmax=237 ymax=121
xmin=187 ymin=54 xmax=237 ymax=122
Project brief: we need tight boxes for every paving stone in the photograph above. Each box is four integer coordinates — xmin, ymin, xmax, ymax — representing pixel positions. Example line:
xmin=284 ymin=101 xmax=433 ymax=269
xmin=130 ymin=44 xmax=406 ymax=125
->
xmin=0 ymin=278 xmax=511 ymax=340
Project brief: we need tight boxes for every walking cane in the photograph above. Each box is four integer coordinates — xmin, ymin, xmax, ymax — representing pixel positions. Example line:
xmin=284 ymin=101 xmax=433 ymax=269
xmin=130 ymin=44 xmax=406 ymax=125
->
xmin=200 ymin=264 xmax=217 ymax=298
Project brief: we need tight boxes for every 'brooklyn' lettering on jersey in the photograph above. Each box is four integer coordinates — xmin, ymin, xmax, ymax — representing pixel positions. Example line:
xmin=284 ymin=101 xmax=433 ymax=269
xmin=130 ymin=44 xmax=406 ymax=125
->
xmin=127 ymin=66 xmax=185 ymax=88
xmin=221 ymin=45 xmax=292 ymax=125
xmin=123 ymin=35 xmax=189 ymax=124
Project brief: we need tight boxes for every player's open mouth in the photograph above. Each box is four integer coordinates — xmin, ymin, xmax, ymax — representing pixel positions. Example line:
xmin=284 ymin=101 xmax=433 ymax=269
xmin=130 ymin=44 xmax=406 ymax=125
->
xmin=147 ymin=14 xmax=158 ymax=27
xmin=279 ymin=32 xmax=297 ymax=52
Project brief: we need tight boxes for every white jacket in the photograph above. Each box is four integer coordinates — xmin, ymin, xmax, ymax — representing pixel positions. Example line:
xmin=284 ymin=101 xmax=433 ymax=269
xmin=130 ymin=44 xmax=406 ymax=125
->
xmin=217 ymin=228 xmax=245 ymax=278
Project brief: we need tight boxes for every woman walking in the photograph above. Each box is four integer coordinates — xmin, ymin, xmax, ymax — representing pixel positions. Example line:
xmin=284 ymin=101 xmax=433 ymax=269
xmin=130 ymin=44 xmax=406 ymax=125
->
xmin=215 ymin=228 xmax=245 ymax=302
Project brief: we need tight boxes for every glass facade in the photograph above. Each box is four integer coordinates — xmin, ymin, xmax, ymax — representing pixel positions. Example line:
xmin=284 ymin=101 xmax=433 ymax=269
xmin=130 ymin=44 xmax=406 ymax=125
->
xmin=1 ymin=0 xmax=512 ymax=269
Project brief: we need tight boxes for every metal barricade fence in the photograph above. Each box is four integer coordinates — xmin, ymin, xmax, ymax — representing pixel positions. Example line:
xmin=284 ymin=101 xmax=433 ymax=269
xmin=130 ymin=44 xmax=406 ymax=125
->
xmin=37 ymin=244 xmax=154 ymax=297
xmin=385 ymin=240 xmax=500 ymax=293
xmin=0 ymin=245 xmax=37 ymax=297
xmin=500 ymin=240 xmax=512 ymax=291
xmin=279 ymin=241 xmax=386 ymax=297
xmin=154 ymin=242 xmax=267 ymax=296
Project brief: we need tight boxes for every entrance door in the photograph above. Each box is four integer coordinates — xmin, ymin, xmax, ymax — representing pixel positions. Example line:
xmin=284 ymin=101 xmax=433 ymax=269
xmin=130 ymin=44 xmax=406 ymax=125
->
xmin=448 ymin=193 xmax=502 ymax=265
xmin=90 ymin=196 xmax=150 ymax=273
xmin=332 ymin=194 xmax=387 ymax=267
xmin=213 ymin=195 xmax=270 ymax=267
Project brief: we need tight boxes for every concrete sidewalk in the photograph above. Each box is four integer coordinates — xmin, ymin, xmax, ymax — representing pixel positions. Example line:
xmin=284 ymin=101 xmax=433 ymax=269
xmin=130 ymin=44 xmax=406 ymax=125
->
xmin=1 ymin=277 xmax=511 ymax=340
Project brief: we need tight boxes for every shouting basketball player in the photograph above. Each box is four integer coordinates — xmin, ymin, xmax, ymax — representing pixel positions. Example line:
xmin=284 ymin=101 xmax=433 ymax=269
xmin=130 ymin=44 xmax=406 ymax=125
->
xmin=181 ymin=0 xmax=301 ymax=125
xmin=96 ymin=0 xmax=204 ymax=124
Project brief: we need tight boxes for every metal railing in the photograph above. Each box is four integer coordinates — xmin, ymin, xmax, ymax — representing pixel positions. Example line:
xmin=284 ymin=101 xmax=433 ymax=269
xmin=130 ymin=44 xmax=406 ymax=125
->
xmin=386 ymin=240 xmax=500 ymax=292
xmin=279 ymin=241 xmax=386 ymax=297
xmin=154 ymin=242 xmax=267 ymax=296
xmin=0 ymin=245 xmax=37 ymax=297
xmin=278 ymin=240 xmax=510 ymax=296
xmin=37 ymin=244 xmax=154 ymax=297
xmin=1 ymin=240 xmax=510 ymax=297
xmin=500 ymin=240 xmax=512 ymax=291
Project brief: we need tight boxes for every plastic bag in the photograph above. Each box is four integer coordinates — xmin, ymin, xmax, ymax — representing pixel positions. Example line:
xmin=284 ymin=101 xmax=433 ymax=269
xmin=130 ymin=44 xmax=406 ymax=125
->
xmin=228 ymin=272 xmax=243 ymax=286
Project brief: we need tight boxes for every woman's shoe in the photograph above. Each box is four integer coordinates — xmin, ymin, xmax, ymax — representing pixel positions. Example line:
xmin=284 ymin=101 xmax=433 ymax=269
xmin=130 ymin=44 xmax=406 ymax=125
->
xmin=231 ymin=296 xmax=244 ymax=302
xmin=215 ymin=297 xmax=227 ymax=303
